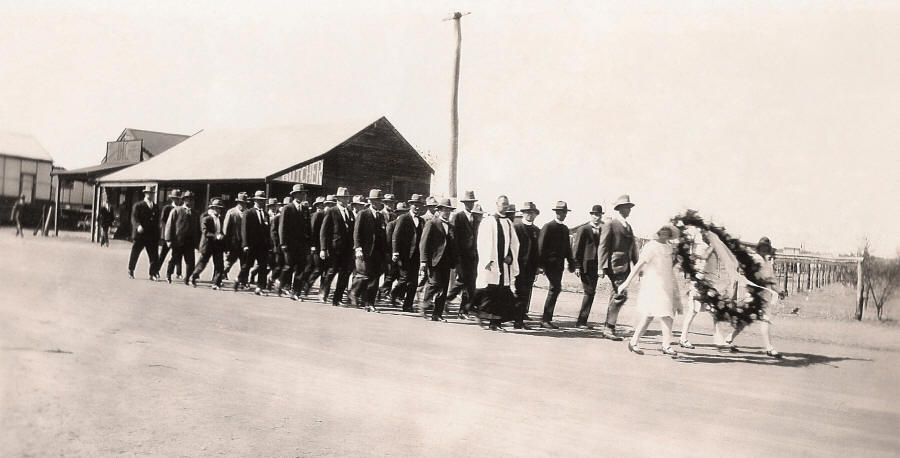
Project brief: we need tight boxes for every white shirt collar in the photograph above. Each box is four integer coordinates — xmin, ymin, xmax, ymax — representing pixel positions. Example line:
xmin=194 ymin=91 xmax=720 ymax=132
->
xmin=522 ymin=220 xmax=534 ymax=226
xmin=554 ymin=218 xmax=565 ymax=225
xmin=613 ymin=212 xmax=628 ymax=225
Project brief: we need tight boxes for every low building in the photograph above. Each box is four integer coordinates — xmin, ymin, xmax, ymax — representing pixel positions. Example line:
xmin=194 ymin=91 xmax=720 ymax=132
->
xmin=0 ymin=131 xmax=54 ymax=229
xmin=97 ymin=116 xmax=432 ymax=241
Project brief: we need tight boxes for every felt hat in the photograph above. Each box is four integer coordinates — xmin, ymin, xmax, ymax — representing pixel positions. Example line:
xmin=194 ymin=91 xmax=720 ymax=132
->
xmin=436 ymin=198 xmax=454 ymax=209
xmin=334 ymin=187 xmax=351 ymax=197
xmin=234 ymin=192 xmax=248 ymax=203
xmin=313 ymin=196 xmax=325 ymax=207
xmin=208 ymin=198 xmax=224 ymax=209
xmin=395 ymin=202 xmax=408 ymax=212
xmin=590 ymin=204 xmax=604 ymax=215
xmin=520 ymin=201 xmax=540 ymax=214
xmin=168 ymin=189 xmax=183 ymax=199
xmin=504 ymin=204 xmax=517 ymax=215
xmin=382 ymin=193 xmax=395 ymax=203
xmin=251 ymin=190 xmax=267 ymax=200
xmin=182 ymin=191 xmax=194 ymax=199
xmin=471 ymin=204 xmax=484 ymax=215
xmin=324 ymin=194 xmax=336 ymax=204
xmin=290 ymin=184 xmax=308 ymax=195
xmin=459 ymin=190 xmax=477 ymax=202
xmin=425 ymin=196 xmax=439 ymax=207
xmin=367 ymin=189 xmax=383 ymax=200
xmin=141 ymin=186 xmax=155 ymax=194
xmin=613 ymin=194 xmax=635 ymax=209
xmin=266 ymin=198 xmax=279 ymax=207
xmin=552 ymin=201 xmax=571 ymax=212
xmin=757 ymin=237 xmax=774 ymax=255
xmin=407 ymin=194 xmax=425 ymax=204
xmin=282 ymin=196 xmax=293 ymax=205
xmin=351 ymin=195 xmax=366 ymax=206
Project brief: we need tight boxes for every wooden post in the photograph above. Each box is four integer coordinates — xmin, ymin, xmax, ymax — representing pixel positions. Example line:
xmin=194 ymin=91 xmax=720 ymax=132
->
xmin=54 ymin=176 xmax=61 ymax=237
xmin=205 ymin=183 xmax=211 ymax=208
xmin=91 ymin=183 xmax=99 ymax=243
xmin=783 ymin=263 xmax=789 ymax=296
xmin=806 ymin=262 xmax=812 ymax=290
xmin=856 ymin=260 xmax=864 ymax=320
xmin=445 ymin=11 xmax=469 ymax=199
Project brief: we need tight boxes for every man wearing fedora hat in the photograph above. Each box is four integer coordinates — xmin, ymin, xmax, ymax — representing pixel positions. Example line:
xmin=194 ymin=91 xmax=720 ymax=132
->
xmin=420 ymin=198 xmax=457 ymax=321
xmin=266 ymin=197 xmax=285 ymax=289
xmin=222 ymin=192 xmax=249 ymax=287
xmin=381 ymin=193 xmax=396 ymax=222
xmin=597 ymin=194 xmax=639 ymax=340
xmin=303 ymin=194 xmax=333 ymax=296
xmin=278 ymin=184 xmax=312 ymax=300
xmin=513 ymin=201 xmax=541 ymax=328
xmin=350 ymin=189 xmax=389 ymax=312
xmin=379 ymin=201 xmax=406 ymax=303
xmin=164 ymin=191 xmax=198 ymax=284
xmin=473 ymin=195 xmax=520 ymax=330
xmin=391 ymin=194 xmax=426 ymax=312
xmin=422 ymin=196 xmax=438 ymax=221
xmin=189 ymin=198 xmax=226 ymax=288
xmin=538 ymin=201 xmax=576 ymax=329
xmin=128 ymin=185 xmax=161 ymax=280
xmin=572 ymin=204 xmax=605 ymax=329
xmin=240 ymin=190 xmax=271 ymax=295
xmin=320 ymin=187 xmax=355 ymax=305
xmin=446 ymin=190 xmax=479 ymax=318
xmin=156 ymin=189 xmax=183 ymax=279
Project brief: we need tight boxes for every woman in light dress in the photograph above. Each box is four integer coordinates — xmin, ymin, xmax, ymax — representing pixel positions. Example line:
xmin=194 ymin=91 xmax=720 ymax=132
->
xmin=679 ymin=229 xmax=735 ymax=349
xmin=619 ymin=224 xmax=682 ymax=357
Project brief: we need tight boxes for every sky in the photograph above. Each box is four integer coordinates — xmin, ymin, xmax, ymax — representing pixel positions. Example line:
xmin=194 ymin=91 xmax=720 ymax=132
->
xmin=1 ymin=0 xmax=898 ymax=256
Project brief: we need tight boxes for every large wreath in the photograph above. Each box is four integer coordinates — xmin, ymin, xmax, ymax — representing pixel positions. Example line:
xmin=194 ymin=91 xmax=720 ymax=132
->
xmin=670 ymin=210 xmax=767 ymax=326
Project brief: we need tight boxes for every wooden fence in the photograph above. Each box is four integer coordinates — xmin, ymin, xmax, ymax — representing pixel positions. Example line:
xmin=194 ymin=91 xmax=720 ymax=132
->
xmin=772 ymin=254 xmax=861 ymax=297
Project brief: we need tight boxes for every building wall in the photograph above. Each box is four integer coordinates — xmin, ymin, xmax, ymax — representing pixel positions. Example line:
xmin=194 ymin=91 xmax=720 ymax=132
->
xmin=318 ymin=143 xmax=431 ymax=201
xmin=0 ymin=154 xmax=53 ymax=226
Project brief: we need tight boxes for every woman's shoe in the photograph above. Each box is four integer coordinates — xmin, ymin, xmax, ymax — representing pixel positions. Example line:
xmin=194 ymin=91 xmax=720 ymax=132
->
xmin=679 ymin=340 xmax=695 ymax=349
xmin=662 ymin=346 xmax=678 ymax=358
xmin=627 ymin=342 xmax=644 ymax=355
xmin=766 ymin=349 xmax=783 ymax=359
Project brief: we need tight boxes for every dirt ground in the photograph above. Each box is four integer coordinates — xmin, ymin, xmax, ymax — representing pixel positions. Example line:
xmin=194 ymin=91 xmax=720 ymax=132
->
xmin=1 ymin=234 xmax=898 ymax=457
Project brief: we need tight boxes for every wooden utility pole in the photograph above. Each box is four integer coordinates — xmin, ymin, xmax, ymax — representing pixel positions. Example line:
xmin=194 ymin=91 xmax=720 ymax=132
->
xmin=445 ymin=11 xmax=470 ymax=198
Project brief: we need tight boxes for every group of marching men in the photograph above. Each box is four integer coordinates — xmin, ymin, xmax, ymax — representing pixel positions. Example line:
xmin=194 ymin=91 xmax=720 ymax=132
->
xmin=127 ymin=184 xmax=644 ymax=335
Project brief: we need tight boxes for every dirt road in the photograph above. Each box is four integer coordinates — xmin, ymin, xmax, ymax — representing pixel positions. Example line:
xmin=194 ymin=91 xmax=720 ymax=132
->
xmin=1 ymin=235 xmax=898 ymax=457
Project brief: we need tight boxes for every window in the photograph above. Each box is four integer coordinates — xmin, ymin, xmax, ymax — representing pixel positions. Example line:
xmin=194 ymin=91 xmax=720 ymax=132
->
xmin=20 ymin=173 xmax=36 ymax=203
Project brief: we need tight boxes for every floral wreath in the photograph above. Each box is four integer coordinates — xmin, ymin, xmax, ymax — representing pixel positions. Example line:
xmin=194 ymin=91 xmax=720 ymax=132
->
xmin=670 ymin=210 xmax=766 ymax=326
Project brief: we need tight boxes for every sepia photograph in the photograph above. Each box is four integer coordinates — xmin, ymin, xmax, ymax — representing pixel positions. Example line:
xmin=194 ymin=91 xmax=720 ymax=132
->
xmin=1 ymin=1 xmax=898 ymax=456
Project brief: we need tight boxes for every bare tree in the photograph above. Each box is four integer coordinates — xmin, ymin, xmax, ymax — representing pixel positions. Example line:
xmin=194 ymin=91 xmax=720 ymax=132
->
xmin=864 ymin=256 xmax=900 ymax=321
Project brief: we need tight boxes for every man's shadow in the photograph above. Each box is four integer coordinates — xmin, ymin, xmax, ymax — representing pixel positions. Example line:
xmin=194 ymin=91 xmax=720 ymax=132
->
xmin=672 ymin=347 xmax=870 ymax=368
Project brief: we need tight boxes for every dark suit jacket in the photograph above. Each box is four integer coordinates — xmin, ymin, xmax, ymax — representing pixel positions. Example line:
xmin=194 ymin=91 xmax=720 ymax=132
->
xmin=98 ymin=205 xmax=114 ymax=228
xmin=450 ymin=210 xmax=478 ymax=262
xmin=573 ymin=223 xmax=602 ymax=274
xmin=420 ymin=218 xmax=455 ymax=268
xmin=279 ymin=203 xmax=310 ymax=255
xmin=320 ymin=205 xmax=354 ymax=259
xmin=598 ymin=217 xmax=639 ymax=275
xmin=514 ymin=221 xmax=540 ymax=278
xmin=223 ymin=206 xmax=244 ymax=250
xmin=158 ymin=203 xmax=176 ymax=244
xmin=198 ymin=213 xmax=223 ymax=254
xmin=392 ymin=212 xmax=423 ymax=266
xmin=354 ymin=208 xmax=387 ymax=261
xmin=310 ymin=210 xmax=326 ymax=251
xmin=538 ymin=220 xmax=574 ymax=271
xmin=270 ymin=212 xmax=282 ymax=253
xmin=241 ymin=207 xmax=270 ymax=252
xmin=165 ymin=206 xmax=199 ymax=249
xmin=131 ymin=200 xmax=159 ymax=242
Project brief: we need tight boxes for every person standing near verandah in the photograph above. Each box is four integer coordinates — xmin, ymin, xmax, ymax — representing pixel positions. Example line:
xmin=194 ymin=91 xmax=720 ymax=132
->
xmin=10 ymin=194 xmax=26 ymax=237
xmin=513 ymin=201 xmax=541 ymax=329
xmin=98 ymin=198 xmax=114 ymax=247
xmin=156 ymin=189 xmax=182 ymax=280
xmin=537 ymin=201 xmax=575 ymax=329
xmin=350 ymin=189 xmax=389 ymax=312
xmin=164 ymin=191 xmax=199 ymax=284
xmin=597 ymin=194 xmax=639 ymax=341
xmin=572 ymin=204 xmax=604 ymax=330
xmin=188 ymin=198 xmax=225 ymax=289
xmin=128 ymin=186 xmax=160 ymax=281
xmin=222 ymin=192 xmax=248 ymax=287
xmin=620 ymin=223 xmax=682 ymax=357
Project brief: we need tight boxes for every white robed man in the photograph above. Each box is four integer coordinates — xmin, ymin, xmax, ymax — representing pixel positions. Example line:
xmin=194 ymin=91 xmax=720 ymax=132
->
xmin=473 ymin=195 xmax=520 ymax=331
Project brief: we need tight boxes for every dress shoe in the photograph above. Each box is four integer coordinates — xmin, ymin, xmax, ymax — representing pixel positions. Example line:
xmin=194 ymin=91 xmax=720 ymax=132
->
xmin=431 ymin=316 xmax=447 ymax=322
xmin=365 ymin=305 xmax=379 ymax=313
xmin=540 ymin=321 xmax=559 ymax=330
xmin=661 ymin=346 xmax=678 ymax=358
xmin=175 ymin=274 xmax=183 ymax=280
xmin=166 ymin=276 xmax=172 ymax=284
xmin=254 ymin=287 xmax=266 ymax=296
xmin=766 ymin=349 xmax=782 ymax=359
xmin=211 ymin=285 xmax=219 ymax=291
xmin=128 ymin=270 xmax=134 ymax=279
xmin=189 ymin=278 xmax=197 ymax=287
xmin=457 ymin=313 xmax=470 ymax=320
xmin=627 ymin=342 xmax=644 ymax=355
xmin=291 ymin=294 xmax=302 ymax=301
xmin=149 ymin=275 xmax=159 ymax=282
xmin=679 ymin=340 xmax=695 ymax=349
xmin=601 ymin=329 xmax=623 ymax=341
xmin=513 ymin=322 xmax=531 ymax=330
xmin=575 ymin=323 xmax=595 ymax=330
xmin=233 ymin=282 xmax=240 ymax=292
xmin=489 ymin=324 xmax=506 ymax=332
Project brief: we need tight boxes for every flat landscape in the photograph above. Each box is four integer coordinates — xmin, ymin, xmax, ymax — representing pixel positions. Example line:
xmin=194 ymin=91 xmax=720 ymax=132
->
xmin=2 ymin=234 xmax=898 ymax=457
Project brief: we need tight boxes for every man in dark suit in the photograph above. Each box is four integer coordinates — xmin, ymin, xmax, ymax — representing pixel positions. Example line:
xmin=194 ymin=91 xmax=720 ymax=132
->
xmin=222 ymin=192 xmax=248 ymax=287
xmin=420 ymin=198 xmax=456 ymax=321
xmin=305 ymin=195 xmax=333 ymax=296
xmin=164 ymin=191 xmax=199 ymax=284
xmin=597 ymin=195 xmax=639 ymax=340
xmin=379 ymin=202 xmax=405 ymax=304
xmin=267 ymin=197 xmax=286 ymax=290
xmin=538 ymin=201 xmax=575 ymax=329
xmin=156 ymin=189 xmax=182 ymax=279
xmin=446 ymin=190 xmax=479 ymax=319
xmin=240 ymin=190 xmax=271 ymax=295
xmin=188 ymin=198 xmax=225 ymax=289
xmin=296 ymin=196 xmax=325 ymax=296
xmin=392 ymin=194 xmax=425 ymax=312
xmin=350 ymin=189 xmax=388 ymax=312
xmin=277 ymin=184 xmax=312 ymax=300
xmin=572 ymin=204 xmax=604 ymax=329
xmin=513 ymin=201 xmax=541 ymax=329
xmin=128 ymin=186 xmax=160 ymax=280
xmin=320 ymin=187 xmax=355 ymax=306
